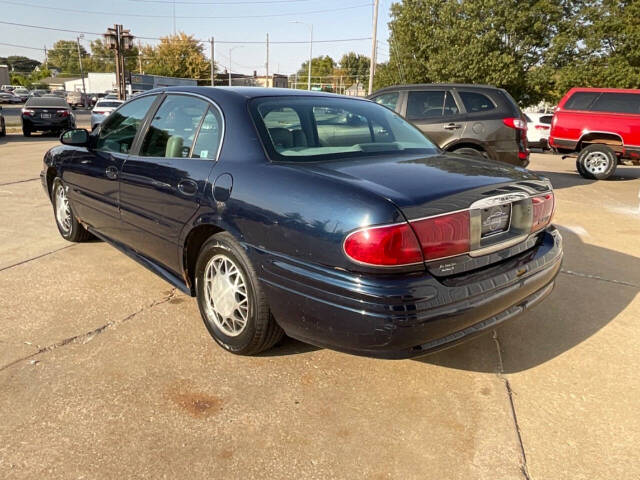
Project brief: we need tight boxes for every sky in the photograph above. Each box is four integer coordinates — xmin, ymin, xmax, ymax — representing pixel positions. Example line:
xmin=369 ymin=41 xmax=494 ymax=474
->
xmin=0 ymin=0 xmax=393 ymax=77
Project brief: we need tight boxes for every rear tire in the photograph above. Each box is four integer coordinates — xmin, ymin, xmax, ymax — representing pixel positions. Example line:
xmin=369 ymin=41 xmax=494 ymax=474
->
xmin=195 ymin=232 xmax=284 ymax=355
xmin=52 ymin=178 xmax=93 ymax=242
xmin=576 ymin=144 xmax=617 ymax=180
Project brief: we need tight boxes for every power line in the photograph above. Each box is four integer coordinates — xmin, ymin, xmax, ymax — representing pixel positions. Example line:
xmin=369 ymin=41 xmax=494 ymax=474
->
xmin=0 ymin=1 xmax=372 ymax=20
xmin=0 ymin=20 xmax=371 ymax=45
xmin=0 ymin=42 xmax=43 ymax=51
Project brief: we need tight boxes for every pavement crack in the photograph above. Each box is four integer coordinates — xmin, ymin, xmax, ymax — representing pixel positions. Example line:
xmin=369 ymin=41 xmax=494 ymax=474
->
xmin=0 ymin=288 xmax=177 ymax=372
xmin=560 ymin=269 xmax=639 ymax=289
xmin=0 ymin=178 xmax=39 ymax=186
xmin=493 ymin=330 xmax=532 ymax=480
xmin=0 ymin=245 xmax=75 ymax=273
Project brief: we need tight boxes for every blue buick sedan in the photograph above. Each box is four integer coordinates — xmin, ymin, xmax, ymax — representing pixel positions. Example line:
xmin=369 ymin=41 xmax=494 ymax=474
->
xmin=41 ymin=87 xmax=562 ymax=358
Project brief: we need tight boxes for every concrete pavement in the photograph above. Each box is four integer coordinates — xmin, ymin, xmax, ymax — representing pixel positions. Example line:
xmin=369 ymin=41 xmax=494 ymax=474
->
xmin=1 ymin=132 xmax=638 ymax=479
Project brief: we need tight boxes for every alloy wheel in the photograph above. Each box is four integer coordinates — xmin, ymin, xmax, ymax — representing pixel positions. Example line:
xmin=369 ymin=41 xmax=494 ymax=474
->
xmin=203 ymin=254 xmax=250 ymax=337
xmin=55 ymin=184 xmax=72 ymax=234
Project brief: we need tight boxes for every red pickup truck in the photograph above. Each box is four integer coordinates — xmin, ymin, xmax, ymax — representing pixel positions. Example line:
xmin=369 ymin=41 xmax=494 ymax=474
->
xmin=549 ymin=87 xmax=640 ymax=179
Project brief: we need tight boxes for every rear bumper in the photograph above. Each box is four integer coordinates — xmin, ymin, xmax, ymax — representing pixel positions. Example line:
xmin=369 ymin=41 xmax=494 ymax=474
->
xmin=22 ymin=117 xmax=73 ymax=131
xmin=256 ymin=227 xmax=562 ymax=359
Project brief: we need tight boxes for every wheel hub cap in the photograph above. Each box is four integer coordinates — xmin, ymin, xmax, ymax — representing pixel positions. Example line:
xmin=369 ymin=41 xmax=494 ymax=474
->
xmin=55 ymin=185 xmax=72 ymax=233
xmin=203 ymin=254 xmax=249 ymax=337
xmin=584 ymin=151 xmax=609 ymax=174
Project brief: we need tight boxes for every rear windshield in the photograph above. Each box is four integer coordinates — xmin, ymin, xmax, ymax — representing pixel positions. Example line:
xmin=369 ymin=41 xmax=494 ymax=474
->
xmin=250 ymin=96 xmax=437 ymax=162
xmin=25 ymin=97 xmax=69 ymax=108
xmin=96 ymin=101 xmax=123 ymax=108
xmin=539 ymin=115 xmax=553 ymax=124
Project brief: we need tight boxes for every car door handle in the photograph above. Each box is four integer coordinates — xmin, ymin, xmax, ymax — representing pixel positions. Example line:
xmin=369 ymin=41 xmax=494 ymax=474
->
xmin=105 ymin=166 xmax=118 ymax=180
xmin=443 ymin=123 xmax=462 ymax=130
xmin=177 ymin=179 xmax=198 ymax=196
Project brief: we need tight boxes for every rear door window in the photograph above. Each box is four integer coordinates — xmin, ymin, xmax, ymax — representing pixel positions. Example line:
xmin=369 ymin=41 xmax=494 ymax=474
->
xmin=139 ymin=95 xmax=209 ymax=158
xmin=372 ymin=92 xmax=400 ymax=112
xmin=406 ymin=90 xmax=446 ymax=119
xmin=458 ymin=92 xmax=496 ymax=113
xmin=563 ymin=92 xmax=601 ymax=111
xmin=589 ymin=93 xmax=640 ymax=114
xmin=191 ymin=107 xmax=223 ymax=159
xmin=96 ymin=95 xmax=157 ymax=154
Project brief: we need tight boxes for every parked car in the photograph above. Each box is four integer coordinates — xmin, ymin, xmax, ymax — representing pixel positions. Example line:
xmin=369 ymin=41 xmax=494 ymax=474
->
xmin=0 ymin=91 xmax=23 ymax=104
xmin=41 ymin=87 xmax=562 ymax=358
xmin=21 ymin=96 xmax=75 ymax=136
xmin=526 ymin=112 xmax=553 ymax=150
xmin=66 ymin=90 xmax=87 ymax=108
xmin=0 ymin=105 xmax=6 ymax=137
xmin=29 ymin=89 xmax=48 ymax=97
xmin=91 ymin=98 xmax=124 ymax=130
xmin=90 ymin=92 xmax=107 ymax=106
xmin=549 ymin=87 xmax=640 ymax=179
xmin=12 ymin=87 xmax=30 ymax=102
xmin=368 ymin=84 xmax=529 ymax=167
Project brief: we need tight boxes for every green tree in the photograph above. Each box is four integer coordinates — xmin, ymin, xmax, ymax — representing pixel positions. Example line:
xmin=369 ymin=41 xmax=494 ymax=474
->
xmin=549 ymin=0 xmax=640 ymax=100
xmin=3 ymin=56 xmax=41 ymax=74
xmin=338 ymin=52 xmax=370 ymax=87
xmin=295 ymin=55 xmax=336 ymax=88
xmin=141 ymin=33 xmax=212 ymax=79
xmin=86 ymin=39 xmax=140 ymax=74
xmin=48 ymin=40 xmax=89 ymax=74
xmin=382 ymin=0 xmax=568 ymax=105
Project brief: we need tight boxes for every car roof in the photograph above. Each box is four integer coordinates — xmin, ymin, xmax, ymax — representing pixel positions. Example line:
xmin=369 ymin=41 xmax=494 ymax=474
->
xmin=565 ymin=87 xmax=640 ymax=95
xmin=370 ymin=83 xmax=503 ymax=96
xmin=144 ymin=86 xmax=355 ymax=101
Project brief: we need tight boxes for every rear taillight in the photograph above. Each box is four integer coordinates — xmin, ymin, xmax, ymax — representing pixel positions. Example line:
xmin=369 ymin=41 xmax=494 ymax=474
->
xmin=410 ymin=211 xmax=471 ymax=261
xmin=503 ymin=117 xmax=527 ymax=130
xmin=344 ymin=223 xmax=423 ymax=266
xmin=531 ymin=193 xmax=554 ymax=232
xmin=93 ymin=110 xmax=105 ymax=115
xmin=57 ymin=110 xmax=69 ymax=117
xmin=535 ymin=125 xmax=550 ymax=130
xmin=22 ymin=108 xmax=34 ymax=116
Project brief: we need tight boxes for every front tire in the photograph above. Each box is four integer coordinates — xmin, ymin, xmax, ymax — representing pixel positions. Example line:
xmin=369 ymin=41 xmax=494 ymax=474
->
xmin=195 ymin=232 xmax=283 ymax=355
xmin=52 ymin=179 xmax=92 ymax=242
xmin=577 ymin=144 xmax=617 ymax=180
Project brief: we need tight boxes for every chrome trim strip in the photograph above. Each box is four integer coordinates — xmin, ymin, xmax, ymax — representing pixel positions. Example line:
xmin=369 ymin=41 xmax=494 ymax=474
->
xmin=470 ymin=192 xmax=528 ymax=209
xmin=468 ymin=234 xmax=530 ymax=257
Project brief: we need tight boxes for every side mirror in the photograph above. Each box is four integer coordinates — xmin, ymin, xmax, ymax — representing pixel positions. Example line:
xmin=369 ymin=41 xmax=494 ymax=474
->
xmin=60 ymin=128 xmax=89 ymax=146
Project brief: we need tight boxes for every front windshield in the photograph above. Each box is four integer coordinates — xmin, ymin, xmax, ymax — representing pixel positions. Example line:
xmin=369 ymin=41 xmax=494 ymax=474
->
xmin=250 ymin=96 xmax=438 ymax=162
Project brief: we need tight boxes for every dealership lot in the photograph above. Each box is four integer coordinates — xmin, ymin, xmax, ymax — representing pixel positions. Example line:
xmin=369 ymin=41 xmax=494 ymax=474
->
xmin=1 ymin=133 xmax=638 ymax=479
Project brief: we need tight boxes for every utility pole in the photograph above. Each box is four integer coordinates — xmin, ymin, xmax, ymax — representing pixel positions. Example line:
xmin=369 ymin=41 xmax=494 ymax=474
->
xmin=368 ymin=0 xmax=379 ymax=95
xmin=76 ymin=35 xmax=87 ymax=107
xmin=290 ymin=21 xmax=313 ymax=90
xmin=308 ymin=25 xmax=312 ymax=90
xmin=138 ymin=40 xmax=142 ymax=74
xmin=43 ymin=46 xmax=48 ymax=70
xmin=210 ymin=37 xmax=215 ymax=86
xmin=266 ymin=33 xmax=269 ymax=87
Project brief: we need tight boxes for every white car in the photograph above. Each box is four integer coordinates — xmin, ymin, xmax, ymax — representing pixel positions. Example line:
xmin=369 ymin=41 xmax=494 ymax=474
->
xmin=0 ymin=91 xmax=23 ymax=104
xmin=91 ymin=99 xmax=124 ymax=130
xmin=526 ymin=112 xmax=554 ymax=150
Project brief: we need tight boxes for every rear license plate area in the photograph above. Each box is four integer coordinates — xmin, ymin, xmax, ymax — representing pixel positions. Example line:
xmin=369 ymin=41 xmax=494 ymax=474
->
xmin=41 ymin=113 xmax=51 ymax=119
xmin=480 ymin=204 xmax=511 ymax=238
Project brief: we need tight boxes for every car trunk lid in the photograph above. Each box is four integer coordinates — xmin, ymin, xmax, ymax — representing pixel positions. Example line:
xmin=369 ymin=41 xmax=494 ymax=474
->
xmin=299 ymin=153 xmax=553 ymax=274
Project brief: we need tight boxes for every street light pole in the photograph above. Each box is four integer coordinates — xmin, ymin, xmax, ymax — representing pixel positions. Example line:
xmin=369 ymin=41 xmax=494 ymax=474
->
xmin=228 ymin=46 xmax=242 ymax=86
xmin=76 ymin=35 xmax=87 ymax=107
xmin=291 ymin=21 xmax=313 ymax=90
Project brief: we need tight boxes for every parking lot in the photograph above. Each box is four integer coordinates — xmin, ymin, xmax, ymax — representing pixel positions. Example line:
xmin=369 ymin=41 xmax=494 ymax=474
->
xmin=1 ymin=132 xmax=638 ymax=479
